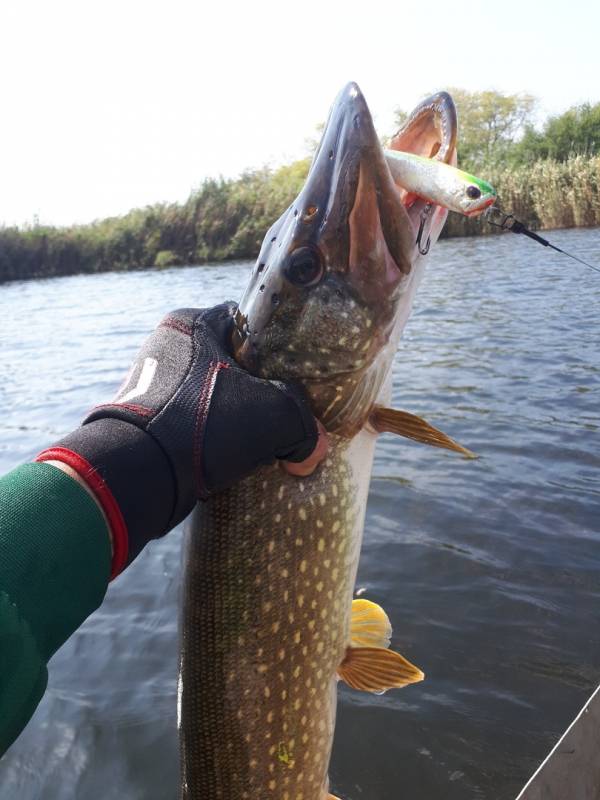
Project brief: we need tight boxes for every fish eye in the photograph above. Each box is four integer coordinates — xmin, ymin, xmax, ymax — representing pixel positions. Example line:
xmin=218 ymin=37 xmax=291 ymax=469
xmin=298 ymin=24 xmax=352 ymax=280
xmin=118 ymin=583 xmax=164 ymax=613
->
xmin=467 ymin=185 xmax=481 ymax=199
xmin=285 ymin=246 xmax=323 ymax=287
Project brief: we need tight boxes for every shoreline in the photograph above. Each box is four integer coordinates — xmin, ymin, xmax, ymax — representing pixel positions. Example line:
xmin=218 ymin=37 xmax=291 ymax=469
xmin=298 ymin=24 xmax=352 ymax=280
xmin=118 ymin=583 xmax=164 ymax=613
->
xmin=0 ymin=220 xmax=600 ymax=289
xmin=2 ymin=154 xmax=599 ymax=284
xmin=1 ymin=222 xmax=598 ymax=286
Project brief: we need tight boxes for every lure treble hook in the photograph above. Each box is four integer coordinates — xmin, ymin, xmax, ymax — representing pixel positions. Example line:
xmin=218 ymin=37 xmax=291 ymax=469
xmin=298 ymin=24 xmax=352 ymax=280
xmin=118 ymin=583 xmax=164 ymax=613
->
xmin=416 ymin=203 xmax=432 ymax=255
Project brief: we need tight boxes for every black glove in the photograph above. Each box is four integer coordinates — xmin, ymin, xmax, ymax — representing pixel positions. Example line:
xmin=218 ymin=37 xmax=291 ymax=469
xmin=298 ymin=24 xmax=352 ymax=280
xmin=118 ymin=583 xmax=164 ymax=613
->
xmin=36 ymin=303 xmax=318 ymax=573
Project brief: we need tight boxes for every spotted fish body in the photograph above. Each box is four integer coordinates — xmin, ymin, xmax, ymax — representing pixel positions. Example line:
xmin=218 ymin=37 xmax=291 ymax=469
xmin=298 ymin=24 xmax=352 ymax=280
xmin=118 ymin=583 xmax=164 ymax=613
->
xmin=179 ymin=84 xmax=460 ymax=799
xmin=180 ymin=433 xmax=374 ymax=798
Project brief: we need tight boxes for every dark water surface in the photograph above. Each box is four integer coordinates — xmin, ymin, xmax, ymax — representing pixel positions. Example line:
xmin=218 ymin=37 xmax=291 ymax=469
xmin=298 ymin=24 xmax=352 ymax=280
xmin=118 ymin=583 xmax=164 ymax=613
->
xmin=1 ymin=228 xmax=599 ymax=799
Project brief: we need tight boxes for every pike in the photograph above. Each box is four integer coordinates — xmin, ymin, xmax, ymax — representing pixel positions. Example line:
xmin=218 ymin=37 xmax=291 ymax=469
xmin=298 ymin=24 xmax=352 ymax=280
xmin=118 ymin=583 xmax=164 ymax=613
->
xmin=179 ymin=83 xmax=472 ymax=799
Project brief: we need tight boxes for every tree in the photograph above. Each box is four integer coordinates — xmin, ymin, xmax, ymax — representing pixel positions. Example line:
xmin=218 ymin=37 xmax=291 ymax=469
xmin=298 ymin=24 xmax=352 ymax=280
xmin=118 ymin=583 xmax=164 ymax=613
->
xmin=514 ymin=102 xmax=600 ymax=162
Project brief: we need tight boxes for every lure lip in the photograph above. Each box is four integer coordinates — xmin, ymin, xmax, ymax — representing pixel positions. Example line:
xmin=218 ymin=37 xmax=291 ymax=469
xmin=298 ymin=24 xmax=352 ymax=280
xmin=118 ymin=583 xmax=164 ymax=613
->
xmin=464 ymin=194 xmax=496 ymax=217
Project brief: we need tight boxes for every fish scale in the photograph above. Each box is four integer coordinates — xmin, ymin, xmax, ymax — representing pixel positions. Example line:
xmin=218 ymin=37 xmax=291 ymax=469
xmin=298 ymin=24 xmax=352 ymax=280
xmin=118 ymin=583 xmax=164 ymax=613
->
xmin=179 ymin=436 xmax=372 ymax=800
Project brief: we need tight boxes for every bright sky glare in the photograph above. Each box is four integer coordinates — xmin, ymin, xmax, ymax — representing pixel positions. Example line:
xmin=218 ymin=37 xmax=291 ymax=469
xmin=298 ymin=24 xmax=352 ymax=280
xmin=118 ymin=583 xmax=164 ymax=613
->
xmin=1 ymin=0 xmax=598 ymax=227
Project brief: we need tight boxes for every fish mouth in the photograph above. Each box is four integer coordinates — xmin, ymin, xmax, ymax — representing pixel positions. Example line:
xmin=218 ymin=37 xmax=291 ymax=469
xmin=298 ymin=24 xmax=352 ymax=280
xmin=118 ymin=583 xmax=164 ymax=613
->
xmin=282 ymin=82 xmax=458 ymax=287
xmin=297 ymin=82 xmax=458 ymax=274
xmin=300 ymin=82 xmax=416 ymax=290
xmin=233 ymin=83 xmax=457 ymax=396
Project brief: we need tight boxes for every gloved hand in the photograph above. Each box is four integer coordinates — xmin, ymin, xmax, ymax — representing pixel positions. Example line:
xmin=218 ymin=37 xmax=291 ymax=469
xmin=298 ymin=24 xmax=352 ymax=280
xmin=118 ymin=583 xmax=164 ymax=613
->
xmin=36 ymin=302 xmax=326 ymax=576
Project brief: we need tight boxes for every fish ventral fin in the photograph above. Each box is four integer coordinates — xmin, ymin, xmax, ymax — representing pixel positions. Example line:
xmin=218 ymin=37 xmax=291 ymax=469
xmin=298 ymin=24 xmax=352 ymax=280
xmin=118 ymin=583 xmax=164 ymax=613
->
xmin=350 ymin=598 xmax=392 ymax=649
xmin=337 ymin=646 xmax=424 ymax=693
xmin=370 ymin=405 xmax=476 ymax=458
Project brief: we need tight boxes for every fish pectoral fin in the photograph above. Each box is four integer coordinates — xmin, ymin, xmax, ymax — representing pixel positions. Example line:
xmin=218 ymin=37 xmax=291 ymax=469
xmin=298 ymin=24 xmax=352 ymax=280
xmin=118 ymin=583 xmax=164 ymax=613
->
xmin=370 ymin=405 xmax=476 ymax=458
xmin=327 ymin=795 xmax=342 ymax=799
xmin=337 ymin=646 xmax=424 ymax=692
xmin=350 ymin=598 xmax=392 ymax=649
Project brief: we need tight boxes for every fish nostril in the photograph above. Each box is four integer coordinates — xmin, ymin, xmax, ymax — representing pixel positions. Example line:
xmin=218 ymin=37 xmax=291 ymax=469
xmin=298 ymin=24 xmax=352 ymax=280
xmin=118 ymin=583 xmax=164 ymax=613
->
xmin=271 ymin=236 xmax=277 ymax=243
xmin=328 ymin=149 xmax=334 ymax=160
xmin=259 ymin=284 xmax=265 ymax=292
xmin=271 ymin=293 xmax=280 ymax=306
xmin=257 ymin=263 xmax=266 ymax=274
xmin=303 ymin=205 xmax=318 ymax=222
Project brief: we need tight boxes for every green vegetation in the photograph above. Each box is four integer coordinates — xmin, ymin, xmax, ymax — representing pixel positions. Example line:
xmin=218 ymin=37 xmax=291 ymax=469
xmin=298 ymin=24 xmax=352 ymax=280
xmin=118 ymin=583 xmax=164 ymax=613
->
xmin=0 ymin=162 xmax=310 ymax=283
xmin=444 ymin=155 xmax=600 ymax=238
xmin=514 ymin=102 xmax=600 ymax=163
xmin=1 ymin=91 xmax=600 ymax=283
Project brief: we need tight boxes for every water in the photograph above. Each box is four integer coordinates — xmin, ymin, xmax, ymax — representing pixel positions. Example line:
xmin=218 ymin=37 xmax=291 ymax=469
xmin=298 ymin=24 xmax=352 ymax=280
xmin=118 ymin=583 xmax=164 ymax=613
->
xmin=1 ymin=228 xmax=599 ymax=799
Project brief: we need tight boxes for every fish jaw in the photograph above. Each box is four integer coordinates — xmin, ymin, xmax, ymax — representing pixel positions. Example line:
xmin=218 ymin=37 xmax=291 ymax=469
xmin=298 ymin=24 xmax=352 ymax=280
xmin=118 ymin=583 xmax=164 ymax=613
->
xmin=233 ymin=82 xmax=415 ymax=380
xmin=233 ymin=83 xmax=457 ymax=434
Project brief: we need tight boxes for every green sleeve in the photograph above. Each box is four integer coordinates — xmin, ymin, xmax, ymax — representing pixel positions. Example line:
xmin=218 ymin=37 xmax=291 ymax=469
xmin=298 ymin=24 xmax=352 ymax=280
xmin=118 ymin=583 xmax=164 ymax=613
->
xmin=0 ymin=462 xmax=111 ymax=756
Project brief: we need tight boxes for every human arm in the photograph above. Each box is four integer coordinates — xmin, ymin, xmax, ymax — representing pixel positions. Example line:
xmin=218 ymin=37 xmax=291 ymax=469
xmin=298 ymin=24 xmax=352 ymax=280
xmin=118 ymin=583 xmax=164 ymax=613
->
xmin=0 ymin=461 xmax=111 ymax=755
xmin=0 ymin=302 xmax=327 ymax=756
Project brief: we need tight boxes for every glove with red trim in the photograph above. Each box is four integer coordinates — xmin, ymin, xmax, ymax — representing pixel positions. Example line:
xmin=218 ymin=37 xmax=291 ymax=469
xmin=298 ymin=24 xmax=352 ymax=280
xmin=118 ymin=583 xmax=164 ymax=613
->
xmin=36 ymin=302 xmax=319 ymax=576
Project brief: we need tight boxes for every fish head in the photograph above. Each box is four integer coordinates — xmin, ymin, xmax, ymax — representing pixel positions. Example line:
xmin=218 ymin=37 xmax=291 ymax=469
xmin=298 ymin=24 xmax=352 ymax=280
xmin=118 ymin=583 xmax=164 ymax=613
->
xmin=233 ymin=83 xmax=458 ymax=434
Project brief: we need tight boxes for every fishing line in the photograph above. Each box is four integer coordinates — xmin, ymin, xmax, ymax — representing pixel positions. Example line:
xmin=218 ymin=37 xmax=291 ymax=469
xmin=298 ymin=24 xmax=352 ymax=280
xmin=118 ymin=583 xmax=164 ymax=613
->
xmin=484 ymin=206 xmax=600 ymax=274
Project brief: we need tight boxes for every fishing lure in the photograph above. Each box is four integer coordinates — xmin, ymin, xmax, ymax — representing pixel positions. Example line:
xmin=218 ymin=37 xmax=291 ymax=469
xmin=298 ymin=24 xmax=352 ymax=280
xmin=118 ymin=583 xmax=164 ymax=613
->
xmin=384 ymin=149 xmax=497 ymax=217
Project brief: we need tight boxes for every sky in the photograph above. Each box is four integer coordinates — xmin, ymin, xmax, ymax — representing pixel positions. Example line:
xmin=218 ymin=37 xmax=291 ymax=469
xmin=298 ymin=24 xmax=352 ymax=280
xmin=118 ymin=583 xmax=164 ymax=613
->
xmin=1 ymin=0 xmax=599 ymax=227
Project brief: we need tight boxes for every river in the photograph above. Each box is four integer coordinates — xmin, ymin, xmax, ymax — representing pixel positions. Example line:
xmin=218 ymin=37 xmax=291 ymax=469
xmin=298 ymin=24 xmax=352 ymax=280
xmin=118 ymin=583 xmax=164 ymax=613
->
xmin=0 ymin=227 xmax=599 ymax=799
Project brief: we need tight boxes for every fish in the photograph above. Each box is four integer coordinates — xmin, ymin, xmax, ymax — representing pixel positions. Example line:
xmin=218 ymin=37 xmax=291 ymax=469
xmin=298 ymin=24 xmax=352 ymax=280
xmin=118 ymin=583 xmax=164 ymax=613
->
xmin=384 ymin=149 xmax=497 ymax=216
xmin=178 ymin=82 xmax=471 ymax=800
